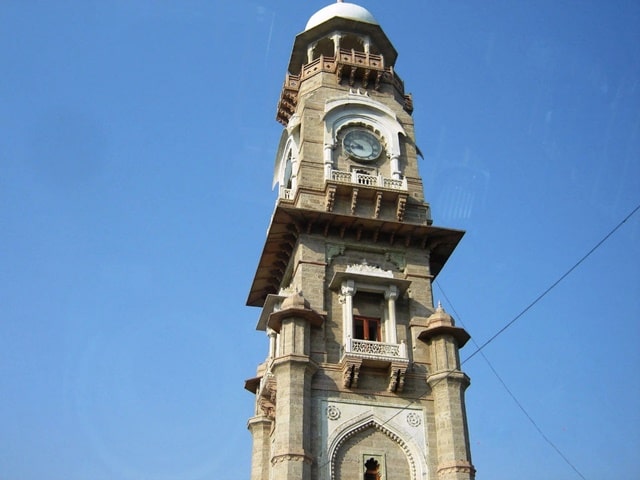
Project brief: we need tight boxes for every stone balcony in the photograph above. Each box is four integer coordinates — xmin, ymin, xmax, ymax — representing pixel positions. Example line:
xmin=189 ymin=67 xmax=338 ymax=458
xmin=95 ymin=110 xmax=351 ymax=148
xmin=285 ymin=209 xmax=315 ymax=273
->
xmin=341 ymin=337 xmax=409 ymax=393
xmin=278 ymin=169 xmax=407 ymax=202
xmin=277 ymin=49 xmax=412 ymax=125
xmin=329 ymin=169 xmax=407 ymax=190
xmin=344 ymin=337 xmax=407 ymax=361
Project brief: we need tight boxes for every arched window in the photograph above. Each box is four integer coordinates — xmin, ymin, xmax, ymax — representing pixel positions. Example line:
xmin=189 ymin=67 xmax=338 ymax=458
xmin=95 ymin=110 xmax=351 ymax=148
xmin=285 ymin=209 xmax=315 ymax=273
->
xmin=364 ymin=457 xmax=381 ymax=480
xmin=341 ymin=34 xmax=365 ymax=52
xmin=312 ymin=37 xmax=335 ymax=59
xmin=283 ymin=150 xmax=293 ymax=189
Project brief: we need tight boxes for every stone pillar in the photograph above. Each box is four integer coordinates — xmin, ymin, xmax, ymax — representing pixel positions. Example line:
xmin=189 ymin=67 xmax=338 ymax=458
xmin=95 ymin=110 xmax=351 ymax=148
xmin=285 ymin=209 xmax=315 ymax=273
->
xmin=267 ymin=327 xmax=277 ymax=359
xmin=341 ymin=280 xmax=356 ymax=346
xmin=390 ymin=153 xmax=401 ymax=179
xmin=307 ymin=44 xmax=314 ymax=63
xmin=267 ymin=292 xmax=323 ymax=480
xmin=421 ymin=306 xmax=475 ymax=480
xmin=247 ymin=415 xmax=272 ymax=480
xmin=324 ymin=143 xmax=333 ymax=179
xmin=385 ymin=285 xmax=399 ymax=344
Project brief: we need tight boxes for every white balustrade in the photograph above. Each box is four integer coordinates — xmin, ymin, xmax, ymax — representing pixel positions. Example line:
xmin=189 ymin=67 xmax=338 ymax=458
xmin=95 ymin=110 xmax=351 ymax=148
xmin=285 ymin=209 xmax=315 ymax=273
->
xmin=345 ymin=338 xmax=407 ymax=359
xmin=279 ymin=187 xmax=293 ymax=199
xmin=329 ymin=169 xmax=407 ymax=191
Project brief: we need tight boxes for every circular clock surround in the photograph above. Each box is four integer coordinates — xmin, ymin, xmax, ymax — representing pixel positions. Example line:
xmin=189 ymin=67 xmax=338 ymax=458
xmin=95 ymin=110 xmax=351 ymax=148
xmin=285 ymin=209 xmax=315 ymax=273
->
xmin=343 ymin=129 xmax=382 ymax=162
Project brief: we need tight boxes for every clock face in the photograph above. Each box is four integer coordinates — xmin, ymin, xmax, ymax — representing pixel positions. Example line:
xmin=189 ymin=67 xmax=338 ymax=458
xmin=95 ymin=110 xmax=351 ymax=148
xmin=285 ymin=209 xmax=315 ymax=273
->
xmin=343 ymin=129 xmax=382 ymax=162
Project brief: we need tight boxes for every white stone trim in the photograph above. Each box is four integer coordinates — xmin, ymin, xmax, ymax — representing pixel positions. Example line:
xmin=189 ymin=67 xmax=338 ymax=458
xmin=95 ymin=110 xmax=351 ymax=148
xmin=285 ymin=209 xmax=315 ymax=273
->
xmin=320 ymin=400 xmax=429 ymax=480
xmin=323 ymin=93 xmax=407 ymax=169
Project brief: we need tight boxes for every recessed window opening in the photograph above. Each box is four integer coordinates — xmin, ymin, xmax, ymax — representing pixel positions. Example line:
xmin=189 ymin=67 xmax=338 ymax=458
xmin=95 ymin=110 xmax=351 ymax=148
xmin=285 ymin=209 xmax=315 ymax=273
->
xmin=364 ymin=457 xmax=381 ymax=480
xmin=312 ymin=37 xmax=335 ymax=60
xmin=341 ymin=34 xmax=365 ymax=52
xmin=354 ymin=316 xmax=381 ymax=342
xmin=283 ymin=150 xmax=293 ymax=189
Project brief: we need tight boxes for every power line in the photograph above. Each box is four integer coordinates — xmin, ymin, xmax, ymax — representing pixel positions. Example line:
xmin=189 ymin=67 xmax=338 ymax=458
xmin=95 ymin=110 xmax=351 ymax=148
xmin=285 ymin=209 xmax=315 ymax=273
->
xmin=316 ymin=201 xmax=640 ymax=474
xmin=462 ymin=202 xmax=640 ymax=365
xmin=436 ymin=283 xmax=587 ymax=480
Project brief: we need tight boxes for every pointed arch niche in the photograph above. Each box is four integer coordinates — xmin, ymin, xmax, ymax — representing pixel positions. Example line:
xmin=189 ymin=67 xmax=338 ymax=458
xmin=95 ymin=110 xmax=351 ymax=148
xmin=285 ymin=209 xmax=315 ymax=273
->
xmin=324 ymin=407 xmax=428 ymax=480
xmin=323 ymin=93 xmax=407 ymax=181
xmin=272 ymin=129 xmax=301 ymax=200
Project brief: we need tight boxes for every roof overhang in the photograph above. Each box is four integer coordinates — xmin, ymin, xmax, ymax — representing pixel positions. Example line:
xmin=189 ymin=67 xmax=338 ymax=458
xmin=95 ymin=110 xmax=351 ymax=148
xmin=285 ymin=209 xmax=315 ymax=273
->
xmin=246 ymin=204 xmax=464 ymax=307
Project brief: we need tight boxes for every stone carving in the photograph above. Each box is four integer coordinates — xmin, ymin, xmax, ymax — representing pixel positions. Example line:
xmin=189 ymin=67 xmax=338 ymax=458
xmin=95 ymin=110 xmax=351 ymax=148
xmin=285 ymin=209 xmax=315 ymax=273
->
xmin=271 ymin=453 xmax=314 ymax=465
xmin=330 ymin=418 xmax=417 ymax=480
xmin=384 ymin=251 xmax=406 ymax=270
xmin=342 ymin=361 xmax=361 ymax=389
xmin=327 ymin=405 xmax=341 ymax=421
xmin=346 ymin=261 xmax=393 ymax=278
xmin=352 ymin=339 xmax=401 ymax=357
xmin=326 ymin=243 xmax=345 ymax=264
xmin=326 ymin=185 xmax=336 ymax=212
xmin=388 ymin=366 xmax=406 ymax=393
xmin=437 ymin=461 xmax=476 ymax=476
xmin=406 ymin=412 xmax=421 ymax=427
xmin=396 ymin=194 xmax=407 ymax=221
xmin=374 ymin=191 xmax=382 ymax=218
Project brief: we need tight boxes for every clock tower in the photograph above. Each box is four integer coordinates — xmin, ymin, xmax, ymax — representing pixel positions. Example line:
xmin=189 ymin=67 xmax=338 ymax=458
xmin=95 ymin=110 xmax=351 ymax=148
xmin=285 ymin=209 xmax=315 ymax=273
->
xmin=245 ymin=2 xmax=475 ymax=479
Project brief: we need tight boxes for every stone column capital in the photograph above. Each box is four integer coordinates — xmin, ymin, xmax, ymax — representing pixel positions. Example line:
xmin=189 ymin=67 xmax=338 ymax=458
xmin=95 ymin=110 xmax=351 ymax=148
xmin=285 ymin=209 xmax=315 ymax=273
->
xmin=385 ymin=284 xmax=399 ymax=300
xmin=341 ymin=280 xmax=356 ymax=296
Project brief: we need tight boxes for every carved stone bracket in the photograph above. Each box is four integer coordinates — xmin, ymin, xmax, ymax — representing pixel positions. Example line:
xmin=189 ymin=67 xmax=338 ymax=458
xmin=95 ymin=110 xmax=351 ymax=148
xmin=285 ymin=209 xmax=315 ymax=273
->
xmin=342 ymin=359 xmax=362 ymax=389
xmin=257 ymin=373 xmax=277 ymax=419
xmin=375 ymin=70 xmax=383 ymax=90
xmin=326 ymin=243 xmax=345 ymax=264
xmin=325 ymin=184 xmax=337 ymax=212
xmin=384 ymin=251 xmax=406 ymax=271
xmin=374 ymin=191 xmax=383 ymax=219
xmin=258 ymin=396 xmax=276 ymax=420
xmin=362 ymin=68 xmax=371 ymax=88
xmin=396 ymin=194 xmax=407 ymax=221
xmin=336 ymin=63 xmax=344 ymax=83
xmin=351 ymin=188 xmax=359 ymax=215
xmin=259 ymin=373 xmax=277 ymax=403
xmin=388 ymin=362 xmax=408 ymax=393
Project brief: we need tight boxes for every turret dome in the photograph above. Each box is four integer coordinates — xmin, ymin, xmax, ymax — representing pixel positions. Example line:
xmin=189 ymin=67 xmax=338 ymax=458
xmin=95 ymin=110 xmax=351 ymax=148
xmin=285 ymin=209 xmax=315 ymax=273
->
xmin=305 ymin=2 xmax=378 ymax=31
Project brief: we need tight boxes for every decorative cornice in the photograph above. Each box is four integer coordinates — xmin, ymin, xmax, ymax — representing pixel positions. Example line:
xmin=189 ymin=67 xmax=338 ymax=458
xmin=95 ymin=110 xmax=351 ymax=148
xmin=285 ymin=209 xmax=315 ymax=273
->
xmin=437 ymin=460 xmax=476 ymax=477
xmin=271 ymin=452 xmax=314 ymax=465
xmin=426 ymin=369 xmax=470 ymax=388
xmin=346 ymin=261 xmax=393 ymax=278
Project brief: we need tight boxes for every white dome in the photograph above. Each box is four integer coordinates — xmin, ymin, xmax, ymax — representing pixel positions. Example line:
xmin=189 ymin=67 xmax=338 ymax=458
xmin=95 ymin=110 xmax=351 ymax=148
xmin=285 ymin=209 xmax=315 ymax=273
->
xmin=305 ymin=2 xmax=378 ymax=31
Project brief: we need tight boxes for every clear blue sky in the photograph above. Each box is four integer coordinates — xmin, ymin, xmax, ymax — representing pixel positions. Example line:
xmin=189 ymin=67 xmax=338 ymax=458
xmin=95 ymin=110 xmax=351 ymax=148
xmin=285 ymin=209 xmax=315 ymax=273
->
xmin=1 ymin=1 xmax=638 ymax=479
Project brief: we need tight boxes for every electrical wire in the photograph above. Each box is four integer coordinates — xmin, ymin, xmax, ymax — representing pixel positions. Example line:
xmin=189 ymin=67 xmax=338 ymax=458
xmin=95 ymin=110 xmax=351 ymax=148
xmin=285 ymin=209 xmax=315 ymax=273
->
xmin=436 ymin=283 xmax=588 ymax=480
xmin=462 ymin=202 xmax=640 ymax=365
xmin=312 ymin=201 xmax=640 ymax=474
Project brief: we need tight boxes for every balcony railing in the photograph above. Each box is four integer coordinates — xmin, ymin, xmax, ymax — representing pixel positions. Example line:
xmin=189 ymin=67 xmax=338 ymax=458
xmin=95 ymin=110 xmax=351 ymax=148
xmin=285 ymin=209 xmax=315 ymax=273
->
xmin=279 ymin=186 xmax=294 ymax=200
xmin=330 ymin=169 xmax=407 ymax=190
xmin=345 ymin=337 xmax=407 ymax=359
